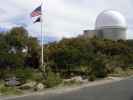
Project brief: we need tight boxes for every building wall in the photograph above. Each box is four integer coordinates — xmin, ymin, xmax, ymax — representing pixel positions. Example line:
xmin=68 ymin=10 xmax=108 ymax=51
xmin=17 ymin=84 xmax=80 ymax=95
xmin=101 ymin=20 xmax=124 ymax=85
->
xmin=82 ymin=27 xmax=126 ymax=40
xmin=99 ymin=27 xmax=127 ymax=40
xmin=83 ymin=30 xmax=97 ymax=38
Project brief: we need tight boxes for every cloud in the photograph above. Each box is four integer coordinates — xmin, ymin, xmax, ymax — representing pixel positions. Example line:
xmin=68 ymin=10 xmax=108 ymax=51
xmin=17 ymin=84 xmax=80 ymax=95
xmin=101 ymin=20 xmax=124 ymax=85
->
xmin=0 ymin=0 xmax=132 ymax=40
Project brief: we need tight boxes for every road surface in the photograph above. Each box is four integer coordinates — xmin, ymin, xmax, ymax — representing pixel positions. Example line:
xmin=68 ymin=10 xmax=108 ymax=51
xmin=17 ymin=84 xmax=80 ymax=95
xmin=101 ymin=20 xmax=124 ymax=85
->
xmin=4 ymin=77 xmax=133 ymax=100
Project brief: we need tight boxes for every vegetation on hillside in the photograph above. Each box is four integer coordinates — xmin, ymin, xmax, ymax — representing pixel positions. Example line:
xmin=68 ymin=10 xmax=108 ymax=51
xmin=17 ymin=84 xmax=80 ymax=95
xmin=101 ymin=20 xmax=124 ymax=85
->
xmin=0 ymin=27 xmax=133 ymax=95
xmin=44 ymin=37 xmax=133 ymax=79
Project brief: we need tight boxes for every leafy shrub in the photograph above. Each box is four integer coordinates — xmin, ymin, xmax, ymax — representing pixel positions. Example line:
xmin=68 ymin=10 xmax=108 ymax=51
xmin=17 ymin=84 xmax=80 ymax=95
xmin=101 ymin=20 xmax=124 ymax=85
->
xmin=89 ymin=56 xmax=108 ymax=78
xmin=89 ymin=74 xmax=96 ymax=81
xmin=14 ymin=68 xmax=36 ymax=81
xmin=45 ymin=71 xmax=62 ymax=88
xmin=0 ymin=85 xmax=22 ymax=95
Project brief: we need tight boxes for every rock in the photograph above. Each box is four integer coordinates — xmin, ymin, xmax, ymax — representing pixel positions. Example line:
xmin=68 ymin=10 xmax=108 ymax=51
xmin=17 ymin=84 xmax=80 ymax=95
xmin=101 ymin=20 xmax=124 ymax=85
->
xmin=23 ymin=81 xmax=36 ymax=87
xmin=5 ymin=77 xmax=21 ymax=86
xmin=82 ymin=75 xmax=88 ymax=80
xmin=36 ymin=83 xmax=44 ymax=91
xmin=71 ymin=76 xmax=82 ymax=81
xmin=19 ymin=81 xmax=36 ymax=90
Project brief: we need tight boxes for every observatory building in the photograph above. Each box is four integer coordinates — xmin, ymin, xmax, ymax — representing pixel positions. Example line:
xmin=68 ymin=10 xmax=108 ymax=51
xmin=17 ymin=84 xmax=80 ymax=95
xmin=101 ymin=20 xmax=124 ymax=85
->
xmin=83 ymin=10 xmax=127 ymax=40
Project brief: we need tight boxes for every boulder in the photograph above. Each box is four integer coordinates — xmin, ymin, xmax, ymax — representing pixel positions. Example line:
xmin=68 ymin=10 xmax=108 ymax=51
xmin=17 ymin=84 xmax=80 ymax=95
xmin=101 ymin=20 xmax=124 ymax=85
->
xmin=36 ymin=83 xmax=44 ymax=91
xmin=5 ymin=77 xmax=21 ymax=86
xmin=19 ymin=81 xmax=36 ymax=90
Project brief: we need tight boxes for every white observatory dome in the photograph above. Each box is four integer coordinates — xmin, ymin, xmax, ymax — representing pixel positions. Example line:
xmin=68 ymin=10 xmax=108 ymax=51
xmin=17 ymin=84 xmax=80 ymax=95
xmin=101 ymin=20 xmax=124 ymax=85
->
xmin=95 ymin=10 xmax=127 ymax=29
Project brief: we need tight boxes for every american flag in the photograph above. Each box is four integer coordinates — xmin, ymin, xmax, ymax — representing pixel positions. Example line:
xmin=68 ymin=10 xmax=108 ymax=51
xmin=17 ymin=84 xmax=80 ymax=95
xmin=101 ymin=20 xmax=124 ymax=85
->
xmin=31 ymin=5 xmax=41 ymax=17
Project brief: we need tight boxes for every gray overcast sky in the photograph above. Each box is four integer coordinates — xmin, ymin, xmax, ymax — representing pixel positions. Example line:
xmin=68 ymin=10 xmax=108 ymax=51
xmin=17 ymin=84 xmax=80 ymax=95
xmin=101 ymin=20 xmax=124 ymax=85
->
xmin=0 ymin=0 xmax=133 ymax=40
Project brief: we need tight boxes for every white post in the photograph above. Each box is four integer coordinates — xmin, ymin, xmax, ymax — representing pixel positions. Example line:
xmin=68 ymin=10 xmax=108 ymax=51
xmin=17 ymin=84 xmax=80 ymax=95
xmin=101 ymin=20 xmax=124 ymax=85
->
xmin=41 ymin=16 xmax=44 ymax=68
xmin=41 ymin=0 xmax=45 ymax=72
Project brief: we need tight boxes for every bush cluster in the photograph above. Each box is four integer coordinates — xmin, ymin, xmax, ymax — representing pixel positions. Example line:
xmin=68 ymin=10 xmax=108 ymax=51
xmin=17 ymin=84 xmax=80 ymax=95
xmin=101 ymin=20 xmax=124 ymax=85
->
xmin=45 ymin=37 xmax=133 ymax=80
xmin=44 ymin=70 xmax=62 ymax=88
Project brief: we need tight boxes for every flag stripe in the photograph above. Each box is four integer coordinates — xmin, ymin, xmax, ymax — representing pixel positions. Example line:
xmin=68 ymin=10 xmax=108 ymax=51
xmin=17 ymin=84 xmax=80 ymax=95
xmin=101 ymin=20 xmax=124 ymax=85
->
xmin=31 ymin=5 xmax=41 ymax=17
xmin=31 ymin=11 xmax=41 ymax=17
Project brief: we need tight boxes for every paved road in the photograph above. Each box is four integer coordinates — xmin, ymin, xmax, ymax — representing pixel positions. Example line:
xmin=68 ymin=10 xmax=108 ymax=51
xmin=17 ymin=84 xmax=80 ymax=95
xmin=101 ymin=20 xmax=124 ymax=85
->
xmin=5 ymin=77 xmax=133 ymax=100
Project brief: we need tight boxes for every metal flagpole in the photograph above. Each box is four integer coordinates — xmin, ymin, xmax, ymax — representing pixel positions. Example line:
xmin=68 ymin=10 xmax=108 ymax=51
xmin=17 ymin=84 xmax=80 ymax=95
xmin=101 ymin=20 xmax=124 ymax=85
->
xmin=41 ymin=0 xmax=45 ymax=72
